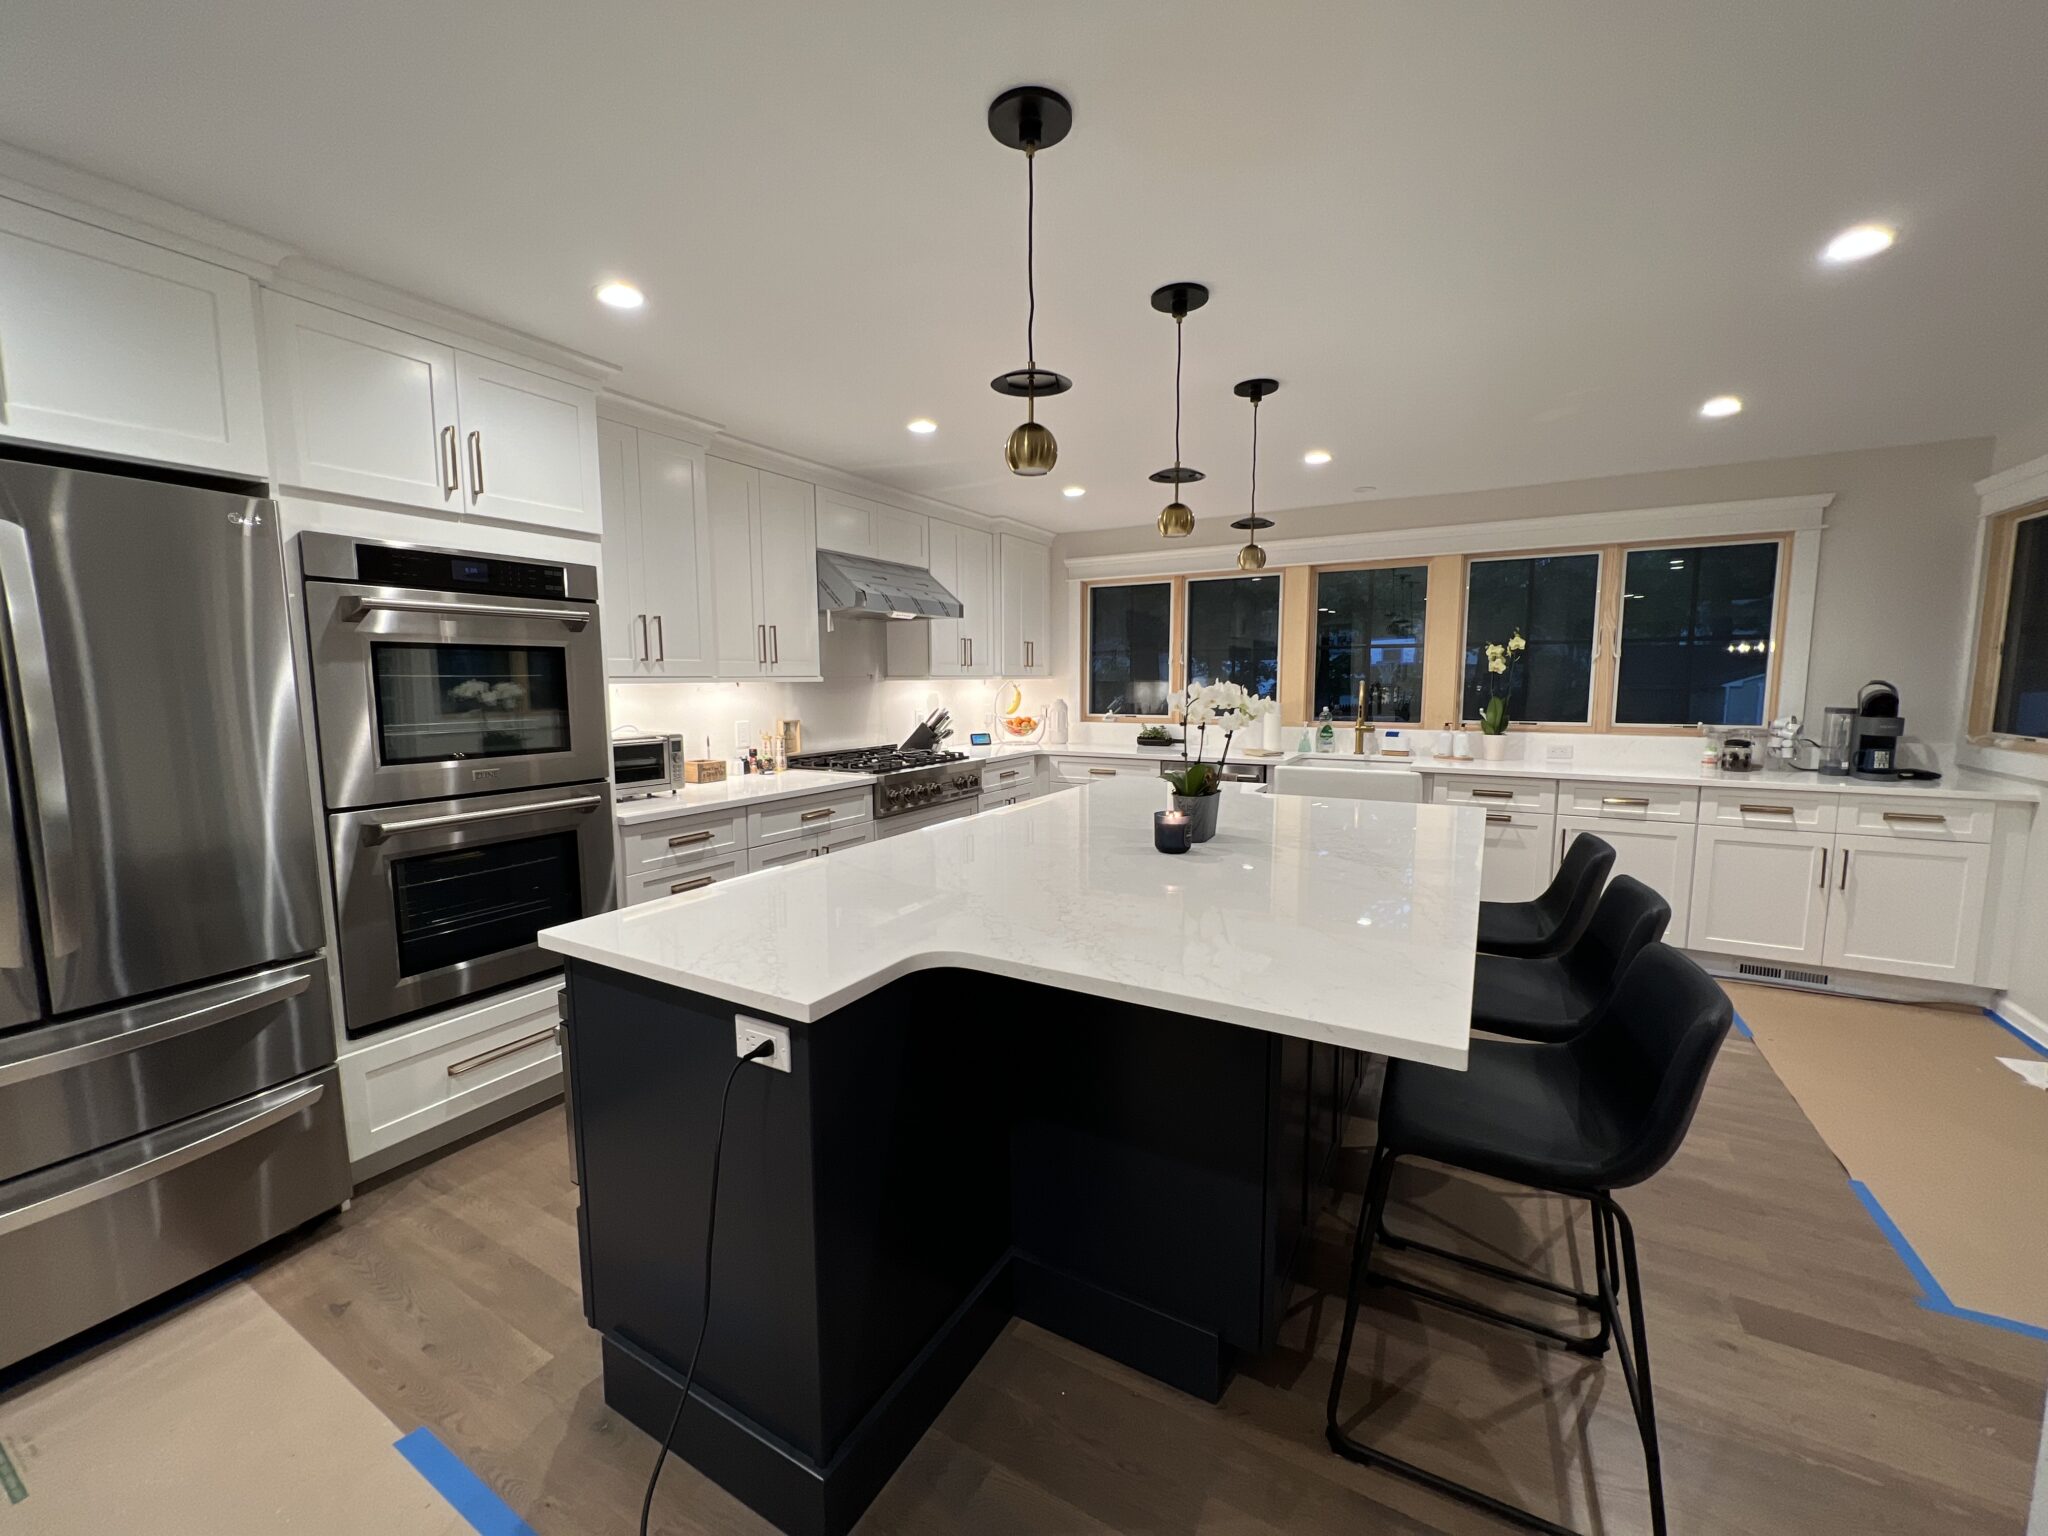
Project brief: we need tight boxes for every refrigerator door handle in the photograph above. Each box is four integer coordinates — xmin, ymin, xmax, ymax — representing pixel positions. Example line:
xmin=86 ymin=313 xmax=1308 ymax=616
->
xmin=0 ymin=969 xmax=311 ymax=1088
xmin=0 ymin=521 xmax=81 ymax=958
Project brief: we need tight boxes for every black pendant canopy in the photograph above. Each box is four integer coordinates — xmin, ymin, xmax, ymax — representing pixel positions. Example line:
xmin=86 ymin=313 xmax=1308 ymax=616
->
xmin=1232 ymin=379 xmax=1279 ymax=570
xmin=1152 ymin=282 xmax=1209 ymax=537
xmin=989 ymin=87 xmax=1073 ymax=476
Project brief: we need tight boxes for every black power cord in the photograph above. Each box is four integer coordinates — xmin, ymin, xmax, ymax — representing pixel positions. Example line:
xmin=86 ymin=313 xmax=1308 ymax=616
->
xmin=639 ymin=1038 xmax=774 ymax=1536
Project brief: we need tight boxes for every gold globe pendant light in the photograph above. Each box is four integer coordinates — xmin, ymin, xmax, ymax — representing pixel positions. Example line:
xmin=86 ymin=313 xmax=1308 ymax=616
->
xmin=1231 ymin=379 xmax=1278 ymax=570
xmin=988 ymin=88 xmax=1073 ymax=476
xmin=1150 ymin=282 xmax=1209 ymax=537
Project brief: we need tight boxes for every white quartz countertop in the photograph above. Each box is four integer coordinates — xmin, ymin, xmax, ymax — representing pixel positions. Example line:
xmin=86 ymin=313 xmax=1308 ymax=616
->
xmin=548 ymin=777 xmax=1482 ymax=1067
xmin=612 ymin=769 xmax=873 ymax=823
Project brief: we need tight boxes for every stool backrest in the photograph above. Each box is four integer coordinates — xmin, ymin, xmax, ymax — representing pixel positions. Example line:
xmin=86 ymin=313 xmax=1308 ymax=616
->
xmin=1571 ymin=943 xmax=1734 ymax=1188
xmin=1563 ymin=874 xmax=1670 ymax=1000
xmin=1532 ymin=833 xmax=1616 ymax=952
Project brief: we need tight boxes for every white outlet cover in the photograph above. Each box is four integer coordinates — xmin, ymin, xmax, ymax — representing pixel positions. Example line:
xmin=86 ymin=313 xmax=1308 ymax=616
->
xmin=1544 ymin=743 xmax=1575 ymax=763
xmin=735 ymin=1015 xmax=793 ymax=1072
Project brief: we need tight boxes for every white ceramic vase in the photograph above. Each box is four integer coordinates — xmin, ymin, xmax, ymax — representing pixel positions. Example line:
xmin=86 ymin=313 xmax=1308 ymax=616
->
xmin=1478 ymin=732 xmax=1509 ymax=761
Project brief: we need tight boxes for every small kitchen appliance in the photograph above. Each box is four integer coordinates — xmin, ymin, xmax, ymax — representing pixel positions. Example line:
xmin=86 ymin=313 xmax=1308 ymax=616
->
xmin=1850 ymin=680 xmax=1904 ymax=780
xmin=611 ymin=733 xmax=683 ymax=798
xmin=1818 ymin=706 xmax=1857 ymax=776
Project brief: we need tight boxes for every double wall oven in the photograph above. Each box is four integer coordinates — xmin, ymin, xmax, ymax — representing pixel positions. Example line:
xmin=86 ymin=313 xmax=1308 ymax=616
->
xmin=302 ymin=535 xmax=614 ymax=1037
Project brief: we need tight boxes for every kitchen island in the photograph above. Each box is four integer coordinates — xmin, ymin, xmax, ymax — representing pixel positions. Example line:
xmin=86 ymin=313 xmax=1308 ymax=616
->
xmin=541 ymin=778 xmax=1483 ymax=1536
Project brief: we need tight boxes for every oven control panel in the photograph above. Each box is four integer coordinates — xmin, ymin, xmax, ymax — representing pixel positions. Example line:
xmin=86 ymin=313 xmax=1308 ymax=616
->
xmin=355 ymin=545 xmax=569 ymax=600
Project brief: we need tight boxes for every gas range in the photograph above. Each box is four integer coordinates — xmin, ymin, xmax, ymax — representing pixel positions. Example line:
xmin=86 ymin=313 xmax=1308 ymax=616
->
xmin=786 ymin=746 xmax=983 ymax=821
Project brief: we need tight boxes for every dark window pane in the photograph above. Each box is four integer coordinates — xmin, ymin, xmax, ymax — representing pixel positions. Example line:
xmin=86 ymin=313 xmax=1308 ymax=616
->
xmin=371 ymin=642 xmax=571 ymax=764
xmin=1462 ymin=554 xmax=1600 ymax=722
xmin=1614 ymin=543 xmax=1780 ymax=725
xmin=391 ymin=831 xmax=582 ymax=978
xmin=1185 ymin=575 xmax=1279 ymax=695
xmin=1088 ymin=583 xmax=1173 ymax=715
xmin=1994 ymin=514 xmax=2048 ymax=737
xmin=1313 ymin=566 xmax=1428 ymax=720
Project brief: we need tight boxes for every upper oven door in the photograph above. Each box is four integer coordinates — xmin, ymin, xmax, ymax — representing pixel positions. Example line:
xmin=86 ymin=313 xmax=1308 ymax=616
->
xmin=307 ymin=582 xmax=608 ymax=808
xmin=328 ymin=781 xmax=614 ymax=1036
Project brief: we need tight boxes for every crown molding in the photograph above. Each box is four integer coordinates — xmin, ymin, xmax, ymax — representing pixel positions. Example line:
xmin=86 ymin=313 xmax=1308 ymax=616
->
xmin=0 ymin=140 xmax=290 ymax=276
xmin=1976 ymin=451 xmax=2048 ymax=515
xmin=597 ymin=390 xmax=726 ymax=442
xmin=1062 ymin=493 xmax=1833 ymax=579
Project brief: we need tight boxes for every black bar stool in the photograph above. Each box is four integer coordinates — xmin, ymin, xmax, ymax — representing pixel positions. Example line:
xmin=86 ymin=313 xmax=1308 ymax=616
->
xmin=1472 ymin=875 xmax=1669 ymax=1044
xmin=1478 ymin=833 xmax=1614 ymax=958
xmin=1325 ymin=943 xmax=1733 ymax=1536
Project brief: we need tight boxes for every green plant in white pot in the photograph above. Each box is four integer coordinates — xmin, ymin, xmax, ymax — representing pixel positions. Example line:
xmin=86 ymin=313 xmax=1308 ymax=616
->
xmin=1477 ymin=631 xmax=1527 ymax=760
xmin=1161 ymin=682 xmax=1273 ymax=841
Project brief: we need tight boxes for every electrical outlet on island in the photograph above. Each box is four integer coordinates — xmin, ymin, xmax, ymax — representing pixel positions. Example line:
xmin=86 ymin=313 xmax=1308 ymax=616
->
xmin=1543 ymin=742 xmax=1574 ymax=765
xmin=735 ymin=1016 xmax=793 ymax=1072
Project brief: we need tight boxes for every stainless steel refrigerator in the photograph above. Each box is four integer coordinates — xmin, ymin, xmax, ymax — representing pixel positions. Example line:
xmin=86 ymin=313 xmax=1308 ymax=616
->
xmin=0 ymin=456 xmax=348 ymax=1370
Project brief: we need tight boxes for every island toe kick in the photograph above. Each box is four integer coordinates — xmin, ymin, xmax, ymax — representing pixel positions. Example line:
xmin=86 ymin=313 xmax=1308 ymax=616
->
xmin=564 ymin=960 xmax=1363 ymax=1536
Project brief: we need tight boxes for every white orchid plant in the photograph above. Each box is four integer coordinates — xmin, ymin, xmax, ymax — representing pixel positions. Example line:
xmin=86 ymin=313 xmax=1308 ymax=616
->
xmin=1164 ymin=681 xmax=1276 ymax=797
xmin=1478 ymin=631 xmax=1528 ymax=735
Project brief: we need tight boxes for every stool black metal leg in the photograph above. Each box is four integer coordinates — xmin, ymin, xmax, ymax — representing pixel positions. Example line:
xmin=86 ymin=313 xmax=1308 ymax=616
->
xmin=1602 ymin=1197 xmax=1667 ymax=1536
xmin=1325 ymin=1145 xmax=1395 ymax=1428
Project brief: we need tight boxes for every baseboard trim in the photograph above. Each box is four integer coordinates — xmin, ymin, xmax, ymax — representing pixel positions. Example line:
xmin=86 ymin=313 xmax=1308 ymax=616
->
xmin=348 ymin=1082 xmax=563 ymax=1186
xmin=1987 ymin=998 xmax=2048 ymax=1056
xmin=1011 ymin=1253 xmax=1230 ymax=1402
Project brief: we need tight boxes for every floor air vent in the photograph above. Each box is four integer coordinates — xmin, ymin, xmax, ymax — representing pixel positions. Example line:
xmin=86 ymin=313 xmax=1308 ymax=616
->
xmin=1736 ymin=962 xmax=1831 ymax=987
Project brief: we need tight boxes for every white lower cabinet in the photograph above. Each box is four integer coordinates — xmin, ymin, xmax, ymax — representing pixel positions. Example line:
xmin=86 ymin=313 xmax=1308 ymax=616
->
xmin=1687 ymin=825 xmax=1831 ymax=966
xmin=1560 ymin=815 xmax=1695 ymax=938
xmin=1476 ymin=811 xmax=1557 ymax=903
xmin=1822 ymin=834 xmax=1989 ymax=982
xmin=748 ymin=823 xmax=870 ymax=871
xmin=336 ymin=978 xmax=562 ymax=1168
xmin=632 ymin=853 xmax=749 ymax=903
xmin=0 ymin=197 xmax=268 ymax=475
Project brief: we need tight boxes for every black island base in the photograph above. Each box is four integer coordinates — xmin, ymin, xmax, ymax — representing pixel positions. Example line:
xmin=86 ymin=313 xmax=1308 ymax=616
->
xmin=563 ymin=960 xmax=1363 ymax=1536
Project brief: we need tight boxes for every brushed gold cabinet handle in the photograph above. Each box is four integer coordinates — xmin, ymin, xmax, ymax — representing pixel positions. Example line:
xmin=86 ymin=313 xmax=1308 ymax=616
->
xmin=1088 ymin=767 xmax=1116 ymax=777
xmin=770 ymin=624 xmax=779 ymax=664
xmin=1602 ymin=796 xmax=1650 ymax=807
xmin=1739 ymin=803 xmax=1795 ymax=816
xmin=467 ymin=430 xmax=484 ymax=500
xmin=998 ymin=770 xmax=1020 ymax=780
xmin=800 ymin=807 xmax=835 ymax=822
xmin=447 ymin=1026 xmax=555 ymax=1078
xmin=757 ymin=624 xmax=766 ymax=663
xmin=669 ymin=875 xmax=714 ymax=893
xmin=1471 ymin=788 xmax=1514 ymax=800
xmin=668 ymin=829 xmax=714 ymax=847
xmin=1485 ymin=812 xmax=1512 ymax=825
xmin=441 ymin=424 xmax=459 ymax=496
xmin=652 ymin=614 xmax=665 ymax=663
xmin=636 ymin=614 xmax=649 ymax=662
xmin=1880 ymin=811 xmax=1946 ymax=825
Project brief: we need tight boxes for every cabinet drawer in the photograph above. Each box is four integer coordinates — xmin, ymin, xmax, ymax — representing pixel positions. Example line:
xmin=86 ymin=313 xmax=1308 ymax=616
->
xmin=817 ymin=825 xmax=872 ymax=857
xmin=983 ymin=760 xmax=1038 ymax=792
xmin=1433 ymin=775 xmax=1556 ymax=814
xmin=630 ymin=854 xmax=749 ymax=904
xmin=621 ymin=810 xmax=745 ymax=871
xmin=1475 ymin=810 xmax=1557 ymax=903
xmin=1559 ymin=781 xmax=1697 ymax=822
xmin=748 ymin=790 xmax=871 ymax=847
xmin=1698 ymin=788 xmax=1836 ymax=832
xmin=339 ymin=981 xmax=563 ymax=1165
xmin=1051 ymin=756 xmax=1151 ymax=783
xmin=1836 ymin=797 xmax=1994 ymax=844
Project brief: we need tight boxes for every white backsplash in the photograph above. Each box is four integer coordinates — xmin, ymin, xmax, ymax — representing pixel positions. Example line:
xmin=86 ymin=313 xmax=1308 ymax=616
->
xmin=609 ymin=619 xmax=1063 ymax=758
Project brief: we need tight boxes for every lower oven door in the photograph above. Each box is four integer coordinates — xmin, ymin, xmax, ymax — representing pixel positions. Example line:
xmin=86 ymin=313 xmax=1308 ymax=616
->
xmin=329 ymin=782 xmax=615 ymax=1036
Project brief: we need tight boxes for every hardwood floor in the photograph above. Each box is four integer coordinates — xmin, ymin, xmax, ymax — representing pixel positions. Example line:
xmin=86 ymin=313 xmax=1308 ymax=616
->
xmin=250 ymin=1033 xmax=2047 ymax=1534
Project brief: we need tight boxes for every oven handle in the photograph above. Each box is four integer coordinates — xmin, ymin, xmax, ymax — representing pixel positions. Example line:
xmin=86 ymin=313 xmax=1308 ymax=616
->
xmin=344 ymin=596 xmax=592 ymax=629
xmin=362 ymin=793 xmax=607 ymax=844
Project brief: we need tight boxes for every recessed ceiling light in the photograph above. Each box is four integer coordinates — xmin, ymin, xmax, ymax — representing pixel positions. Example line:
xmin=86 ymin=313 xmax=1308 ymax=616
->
xmin=594 ymin=281 xmax=644 ymax=310
xmin=1823 ymin=223 xmax=1896 ymax=264
xmin=1062 ymin=485 xmax=1086 ymax=498
xmin=906 ymin=418 xmax=938 ymax=435
xmin=1699 ymin=395 xmax=1743 ymax=419
xmin=1303 ymin=449 xmax=1333 ymax=465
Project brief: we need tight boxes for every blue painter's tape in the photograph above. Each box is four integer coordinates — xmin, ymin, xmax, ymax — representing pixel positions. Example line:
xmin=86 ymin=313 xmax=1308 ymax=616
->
xmin=1982 ymin=1008 xmax=2048 ymax=1059
xmin=1846 ymin=1179 xmax=2048 ymax=1343
xmin=393 ymin=1428 xmax=538 ymax=1536
xmin=1730 ymin=1010 xmax=1753 ymax=1040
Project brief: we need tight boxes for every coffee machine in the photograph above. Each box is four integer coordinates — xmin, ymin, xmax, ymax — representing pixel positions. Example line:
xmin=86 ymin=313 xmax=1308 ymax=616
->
xmin=1849 ymin=680 xmax=1904 ymax=780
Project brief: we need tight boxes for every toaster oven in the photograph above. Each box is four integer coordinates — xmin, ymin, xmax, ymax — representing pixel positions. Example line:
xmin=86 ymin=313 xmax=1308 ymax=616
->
xmin=611 ymin=734 xmax=683 ymax=798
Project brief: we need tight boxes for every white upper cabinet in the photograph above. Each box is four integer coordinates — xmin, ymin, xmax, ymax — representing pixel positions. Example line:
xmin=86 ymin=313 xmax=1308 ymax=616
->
xmin=261 ymin=292 xmax=599 ymax=532
xmin=999 ymin=534 xmax=1051 ymax=676
xmin=705 ymin=456 xmax=822 ymax=680
xmin=886 ymin=518 xmax=998 ymax=678
xmin=598 ymin=420 xmax=716 ymax=680
xmin=263 ymin=292 xmax=458 ymax=509
xmin=815 ymin=487 xmax=927 ymax=566
xmin=0 ymin=198 xmax=267 ymax=475
xmin=453 ymin=353 xmax=600 ymax=533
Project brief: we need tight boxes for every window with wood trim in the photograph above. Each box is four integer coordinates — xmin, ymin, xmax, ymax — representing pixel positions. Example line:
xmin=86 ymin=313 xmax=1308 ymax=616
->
xmin=1085 ymin=580 xmax=1175 ymax=718
xmin=1461 ymin=553 xmax=1601 ymax=724
xmin=1184 ymin=574 xmax=1280 ymax=694
xmin=1312 ymin=565 xmax=1429 ymax=722
xmin=1612 ymin=540 xmax=1783 ymax=726
xmin=1969 ymin=499 xmax=2048 ymax=747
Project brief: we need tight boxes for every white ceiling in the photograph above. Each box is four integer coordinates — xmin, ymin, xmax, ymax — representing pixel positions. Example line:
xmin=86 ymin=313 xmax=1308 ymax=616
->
xmin=3 ymin=1 xmax=2046 ymax=535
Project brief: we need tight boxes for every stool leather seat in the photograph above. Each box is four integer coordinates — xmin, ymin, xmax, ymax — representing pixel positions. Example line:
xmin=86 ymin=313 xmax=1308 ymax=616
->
xmin=1476 ymin=834 xmax=1614 ymax=959
xmin=1471 ymin=875 xmax=1670 ymax=1044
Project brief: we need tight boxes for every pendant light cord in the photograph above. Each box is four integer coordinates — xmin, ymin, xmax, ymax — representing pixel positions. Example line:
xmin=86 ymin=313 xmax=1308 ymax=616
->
xmin=1248 ymin=397 xmax=1260 ymax=547
xmin=1173 ymin=314 xmax=1184 ymax=472
xmin=1024 ymin=146 xmax=1037 ymax=373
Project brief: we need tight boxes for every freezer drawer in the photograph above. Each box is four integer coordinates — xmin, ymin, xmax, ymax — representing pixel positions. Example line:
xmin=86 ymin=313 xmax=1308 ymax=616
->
xmin=0 ymin=957 xmax=335 ymax=1184
xmin=0 ymin=1066 xmax=349 ymax=1369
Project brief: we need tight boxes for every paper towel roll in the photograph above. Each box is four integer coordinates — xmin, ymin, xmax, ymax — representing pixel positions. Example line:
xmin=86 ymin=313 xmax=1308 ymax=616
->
xmin=1261 ymin=707 xmax=1282 ymax=752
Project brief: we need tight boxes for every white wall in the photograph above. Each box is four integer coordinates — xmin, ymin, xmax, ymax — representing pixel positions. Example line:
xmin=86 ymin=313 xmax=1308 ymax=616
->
xmin=1053 ymin=437 xmax=1993 ymax=754
xmin=1991 ymin=404 xmax=2048 ymax=474
xmin=610 ymin=617 xmax=1060 ymax=758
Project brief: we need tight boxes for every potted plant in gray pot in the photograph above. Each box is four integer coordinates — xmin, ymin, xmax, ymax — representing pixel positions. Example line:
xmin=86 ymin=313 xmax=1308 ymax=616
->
xmin=1476 ymin=630 xmax=1527 ymax=760
xmin=1160 ymin=682 xmax=1273 ymax=842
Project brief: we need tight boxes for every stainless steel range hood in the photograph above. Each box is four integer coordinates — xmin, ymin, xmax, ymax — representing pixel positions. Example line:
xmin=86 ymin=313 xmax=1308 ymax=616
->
xmin=816 ymin=550 xmax=964 ymax=620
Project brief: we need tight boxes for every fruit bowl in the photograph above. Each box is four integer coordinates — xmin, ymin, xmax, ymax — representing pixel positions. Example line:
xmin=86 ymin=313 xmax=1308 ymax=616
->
xmin=1001 ymin=715 xmax=1040 ymax=737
